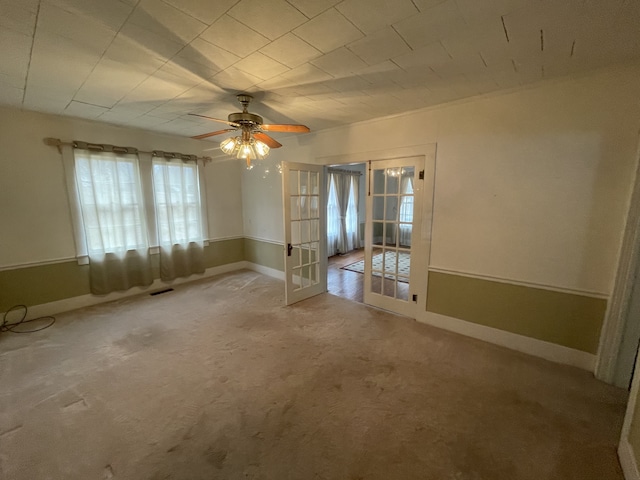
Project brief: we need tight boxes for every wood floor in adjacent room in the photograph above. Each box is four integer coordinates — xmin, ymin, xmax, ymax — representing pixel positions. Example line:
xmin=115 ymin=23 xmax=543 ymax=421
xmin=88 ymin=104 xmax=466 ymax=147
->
xmin=328 ymin=249 xmax=365 ymax=303
xmin=0 ymin=270 xmax=627 ymax=479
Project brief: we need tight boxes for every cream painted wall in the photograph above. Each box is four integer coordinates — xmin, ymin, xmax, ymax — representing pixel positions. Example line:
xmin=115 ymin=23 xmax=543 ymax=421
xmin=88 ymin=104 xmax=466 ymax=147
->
xmin=241 ymin=155 xmax=286 ymax=242
xmin=242 ymin=63 xmax=640 ymax=295
xmin=0 ymin=108 xmax=244 ymax=267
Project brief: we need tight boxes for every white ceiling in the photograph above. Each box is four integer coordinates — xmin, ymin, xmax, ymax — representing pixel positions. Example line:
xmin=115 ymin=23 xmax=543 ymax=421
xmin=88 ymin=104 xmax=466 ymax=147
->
xmin=1 ymin=0 xmax=639 ymax=139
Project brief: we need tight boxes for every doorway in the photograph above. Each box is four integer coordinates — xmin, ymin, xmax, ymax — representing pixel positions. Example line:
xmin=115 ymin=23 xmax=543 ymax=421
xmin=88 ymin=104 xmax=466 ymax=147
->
xmin=326 ymin=163 xmax=366 ymax=303
xmin=326 ymin=156 xmax=426 ymax=321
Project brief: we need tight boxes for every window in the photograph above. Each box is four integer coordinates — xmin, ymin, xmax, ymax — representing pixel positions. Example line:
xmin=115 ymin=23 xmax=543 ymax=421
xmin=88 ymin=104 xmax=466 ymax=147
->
xmin=152 ymin=159 xmax=203 ymax=246
xmin=326 ymin=171 xmax=360 ymax=256
xmin=67 ymin=149 xmax=207 ymax=260
xmin=74 ymin=150 xmax=149 ymax=255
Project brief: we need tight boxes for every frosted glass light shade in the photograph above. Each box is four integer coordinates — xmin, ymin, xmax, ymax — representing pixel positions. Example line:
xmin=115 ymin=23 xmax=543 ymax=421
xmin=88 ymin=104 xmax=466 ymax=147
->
xmin=220 ymin=135 xmax=270 ymax=163
xmin=255 ymin=140 xmax=270 ymax=158
xmin=220 ymin=137 xmax=239 ymax=154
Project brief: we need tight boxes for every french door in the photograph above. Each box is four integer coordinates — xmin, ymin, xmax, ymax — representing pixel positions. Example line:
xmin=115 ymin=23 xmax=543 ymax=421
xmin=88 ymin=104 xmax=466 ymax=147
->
xmin=364 ymin=157 xmax=424 ymax=317
xmin=282 ymin=162 xmax=327 ymax=305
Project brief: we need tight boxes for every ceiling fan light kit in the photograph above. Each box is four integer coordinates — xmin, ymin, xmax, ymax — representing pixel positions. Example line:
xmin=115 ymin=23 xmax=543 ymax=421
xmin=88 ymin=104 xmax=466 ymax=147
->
xmin=190 ymin=94 xmax=310 ymax=168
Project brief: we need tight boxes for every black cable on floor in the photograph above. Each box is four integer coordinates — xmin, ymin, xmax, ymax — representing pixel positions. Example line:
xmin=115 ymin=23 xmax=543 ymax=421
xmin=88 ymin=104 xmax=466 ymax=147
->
xmin=1 ymin=305 xmax=55 ymax=333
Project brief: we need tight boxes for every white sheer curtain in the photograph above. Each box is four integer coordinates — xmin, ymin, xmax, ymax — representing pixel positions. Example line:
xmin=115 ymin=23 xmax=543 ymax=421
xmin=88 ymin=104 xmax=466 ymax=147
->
xmin=327 ymin=173 xmax=341 ymax=257
xmin=399 ymin=174 xmax=414 ymax=247
xmin=152 ymin=158 xmax=205 ymax=280
xmin=345 ymin=175 xmax=359 ymax=251
xmin=73 ymin=149 xmax=152 ymax=294
xmin=327 ymin=171 xmax=360 ymax=256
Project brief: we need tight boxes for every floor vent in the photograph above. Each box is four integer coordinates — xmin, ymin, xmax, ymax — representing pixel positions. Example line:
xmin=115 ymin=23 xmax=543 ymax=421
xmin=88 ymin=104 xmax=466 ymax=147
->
xmin=150 ymin=288 xmax=174 ymax=296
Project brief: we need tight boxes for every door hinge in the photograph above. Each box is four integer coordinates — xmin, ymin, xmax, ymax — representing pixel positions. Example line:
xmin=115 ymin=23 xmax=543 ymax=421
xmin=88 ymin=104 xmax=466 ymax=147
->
xmin=412 ymin=294 xmax=418 ymax=302
xmin=419 ymin=170 xmax=424 ymax=180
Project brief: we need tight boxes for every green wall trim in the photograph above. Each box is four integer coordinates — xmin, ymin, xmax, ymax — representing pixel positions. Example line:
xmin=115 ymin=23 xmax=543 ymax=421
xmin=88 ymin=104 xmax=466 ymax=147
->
xmin=243 ymin=238 xmax=284 ymax=271
xmin=0 ymin=261 xmax=91 ymax=312
xmin=204 ymin=238 xmax=244 ymax=268
xmin=426 ymin=271 xmax=606 ymax=354
xmin=0 ymin=238 xmax=245 ymax=312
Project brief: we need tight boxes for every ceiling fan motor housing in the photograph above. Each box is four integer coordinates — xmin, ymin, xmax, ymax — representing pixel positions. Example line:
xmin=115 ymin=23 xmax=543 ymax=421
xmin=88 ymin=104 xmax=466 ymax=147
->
xmin=228 ymin=112 xmax=263 ymax=126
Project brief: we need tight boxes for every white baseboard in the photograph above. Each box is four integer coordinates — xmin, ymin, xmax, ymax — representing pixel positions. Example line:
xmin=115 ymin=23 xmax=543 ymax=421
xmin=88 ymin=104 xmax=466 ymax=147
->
xmin=620 ymin=438 xmax=640 ymax=480
xmin=9 ymin=261 xmax=247 ymax=320
xmin=418 ymin=311 xmax=596 ymax=371
xmin=244 ymin=262 xmax=285 ymax=281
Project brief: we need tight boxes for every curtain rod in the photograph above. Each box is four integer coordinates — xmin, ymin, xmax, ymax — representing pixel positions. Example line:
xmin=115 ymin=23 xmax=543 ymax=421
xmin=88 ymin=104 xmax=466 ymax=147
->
xmin=43 ymin=138 xmax=212 ymax=164
xmin=327 ymin=167 xmax=362 ymax=176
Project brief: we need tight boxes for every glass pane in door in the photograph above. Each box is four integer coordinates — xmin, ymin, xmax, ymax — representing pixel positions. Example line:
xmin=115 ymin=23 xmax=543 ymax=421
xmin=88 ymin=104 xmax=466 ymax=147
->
xmin=289 ymin=169 xmax=321 ymax=293
xmin=367 ymin=166 xmax=415 ymax=302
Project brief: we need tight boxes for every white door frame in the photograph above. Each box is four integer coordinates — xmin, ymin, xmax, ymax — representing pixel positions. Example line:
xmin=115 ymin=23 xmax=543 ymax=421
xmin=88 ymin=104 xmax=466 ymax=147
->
xmin=317 ymin=144 xmax=437 ymax=318
xmin=596 ymin=136 xmax=640 ymax=386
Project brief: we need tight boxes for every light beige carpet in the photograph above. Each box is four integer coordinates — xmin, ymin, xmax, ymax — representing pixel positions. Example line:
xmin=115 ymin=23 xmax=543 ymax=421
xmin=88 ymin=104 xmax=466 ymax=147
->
xmin=0 ymin=270 xmax=626 ymax=479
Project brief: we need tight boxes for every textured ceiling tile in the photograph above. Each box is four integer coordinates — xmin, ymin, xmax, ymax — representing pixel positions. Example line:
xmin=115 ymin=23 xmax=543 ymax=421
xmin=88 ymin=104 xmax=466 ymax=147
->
xmin=259 ymin=33 xmax=322 ymax=68
xmin=0 ymin=71 xmax=24 ymax=90
xmin=284 ymin=0 xmax=340 ymax=19
xmin=293 ymin=8 xmax=364 ymax=53
xmin=212 ymin=66 xmax=263 ymax=91
xmin=0 ymin=0 xmax=38 ymax=35
xmin=389 ymin=64 xmax=441 ymax=89
xmin=440 ymin=18 xmax=507 ymax=59
xmin=1 ymin=0 xmax=639 ymax=134
xmin=356 ymin=60 xmax=404 ymax=88
xmin=169 ymin=57 xmax=222 ymax=82
xmin=118 ymin=22 xmax=186 ymax=60
xmin=259 ymin=63 xmax=333 ymax=92
xmin=200 ymin=14 xmax=270 ymax=57
xmin=130 ymin=114 xmax=171 ymax=126
xmin=454 ymin=0 xmax=537 ymax=25
xmin=323 ymin=76 xmax=372 ymax=96
xmin=392 ymin=42 xmax=451 ymax=69
xmin=491 ymin=67 xmax=521 ymax=89
xmin=176 ymin=38 xmax=240 ymax=71
xmin=0 ymin=28 xmax=31 ymax=85
xmin=28 ymin=35 xmax=99 ymax=95
xmin=117 ymin=75 xmax=195 ymax=108
xmin=228 ymin=0 xmax=308 ymax=40
xmin=128 ymin=0 xmax=208 ymax=44
xmin=162 ymin=0 xmax=239 ymax=25
xmin=234 ymin=52 xmax=290 ymax=80
xmin=157 ymin=62 xmax=207 ymax=86
xmin=393 ymin=0 xmax=467 ymax=50
xmin=23 ymin=87 xmax=72 ymax=113
xmin=0 ymin=83 xmax=23 ymax=106
xmin=37 ymin=3 xmax=118 ymax=55
xmin=74 ymin=59 xmax=150 ymax=107
xmin=336 ymin=0 xmax=418 ymax=34
xmin=47 ymin=0 xmax=134 ymax=31
xmin=104 ymin=35 xmax=167 ymax=74
xmin=347 ymin=26 xmax=412 ymax=66
xmin=430 ymin=53 xmax=487 ymax=77
xmin=64 ymin=100 xmax=109 ymax=119
xmin=106 ymin=102 xmax=159 ymax=117
xmin=412 ymin=0 xmax=448 ymax=10
xmin=310 ymin=47 xmax=368 ymax=77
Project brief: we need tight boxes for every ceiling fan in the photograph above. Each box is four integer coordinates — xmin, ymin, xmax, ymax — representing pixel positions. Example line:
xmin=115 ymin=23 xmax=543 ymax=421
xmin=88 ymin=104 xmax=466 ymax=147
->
xmin=189 ymin=94 xmax=310 ymax=167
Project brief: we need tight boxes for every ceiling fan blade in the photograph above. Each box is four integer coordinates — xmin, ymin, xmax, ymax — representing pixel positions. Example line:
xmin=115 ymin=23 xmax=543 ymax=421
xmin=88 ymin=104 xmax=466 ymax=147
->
xmin=191 ymin=128 xmax=236 ymax=140
xmin=253 ymin=132 xmax=282 ymax=148
xmin=188 ymin=113 xmax=239 ymax=127
xmin=260 ymin=124 xmax=310 ymax=133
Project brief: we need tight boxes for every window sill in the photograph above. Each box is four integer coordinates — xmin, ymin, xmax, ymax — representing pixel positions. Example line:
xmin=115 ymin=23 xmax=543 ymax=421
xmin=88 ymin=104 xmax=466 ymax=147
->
xmin=76 ymin=241 xmax=210 ymax=265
